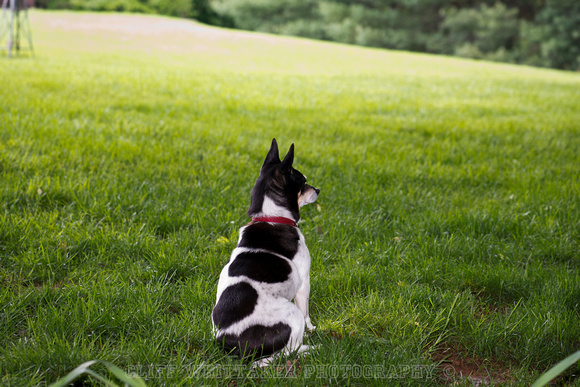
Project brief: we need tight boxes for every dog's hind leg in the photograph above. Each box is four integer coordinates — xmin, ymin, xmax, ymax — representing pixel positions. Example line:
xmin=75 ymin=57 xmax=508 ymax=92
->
xmin=253 ymin=304 xmax=310 ymax=368
xmin=252 ymin=344 xmax=313 ymax=368
xmin=252 ymin=353 xmax=278 ymax=368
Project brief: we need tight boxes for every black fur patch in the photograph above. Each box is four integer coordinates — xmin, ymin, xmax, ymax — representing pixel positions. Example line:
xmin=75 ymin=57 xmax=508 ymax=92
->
xmin=212 ymin=282 xmax=259 ymax=330
xmin=217 ymin=322 xmax=292 ymax=359
xmin=238 ymin=223 xmax=300 ymax=259
xmin=229 ymin=252 xmax=291 ymax=283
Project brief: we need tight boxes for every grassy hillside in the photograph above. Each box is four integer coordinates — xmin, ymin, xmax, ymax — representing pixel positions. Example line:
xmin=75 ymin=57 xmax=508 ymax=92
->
xmin=1 ymin=10 xmax=579 ymax=386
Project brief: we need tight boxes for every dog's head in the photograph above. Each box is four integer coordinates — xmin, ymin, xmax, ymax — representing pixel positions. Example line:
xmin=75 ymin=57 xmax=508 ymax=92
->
xmin=247 ymin=139 xmax=319 ymax=220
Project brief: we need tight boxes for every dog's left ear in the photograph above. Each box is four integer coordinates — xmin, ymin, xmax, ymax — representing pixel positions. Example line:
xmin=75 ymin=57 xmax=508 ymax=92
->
xmin=262 ymin=138 xmax=281 ymax=169
xmin=281 ymin=143 xmax=294 ymax=169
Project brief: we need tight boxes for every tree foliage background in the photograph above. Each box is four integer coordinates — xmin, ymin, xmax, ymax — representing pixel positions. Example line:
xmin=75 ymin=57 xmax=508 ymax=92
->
xmin=36 ymin=0 xmax=580 ymax=71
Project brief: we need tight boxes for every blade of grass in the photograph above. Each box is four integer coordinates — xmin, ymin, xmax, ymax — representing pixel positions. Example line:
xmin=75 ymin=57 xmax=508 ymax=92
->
xmin=48 ymin=360 xmax=148 ymax=387
xmin=531 ymin=350 xmax=580 ymax=387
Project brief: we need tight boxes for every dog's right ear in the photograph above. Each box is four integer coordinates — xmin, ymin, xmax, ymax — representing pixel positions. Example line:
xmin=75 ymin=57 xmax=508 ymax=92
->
xmin=261 ymin=138 xmax=280 ymax=170
xmin=281 ymin=143 xmax=294 ymax=170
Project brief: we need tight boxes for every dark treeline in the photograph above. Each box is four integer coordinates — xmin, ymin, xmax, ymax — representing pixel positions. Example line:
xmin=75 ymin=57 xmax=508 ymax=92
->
xmin=36 ymin=0 xmax=580 ymax=71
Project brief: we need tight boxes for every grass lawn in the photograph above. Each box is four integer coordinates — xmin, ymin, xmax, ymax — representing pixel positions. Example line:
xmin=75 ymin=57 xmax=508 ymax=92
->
xmin=1 ymin=10 xmax=579 ymax=386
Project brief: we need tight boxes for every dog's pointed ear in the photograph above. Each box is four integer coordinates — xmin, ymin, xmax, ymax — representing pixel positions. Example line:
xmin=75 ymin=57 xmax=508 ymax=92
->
xmin=262 ymin=138 xmax=280 ymax=169
xmin=281 ymin=143 xmax=294 ymax=169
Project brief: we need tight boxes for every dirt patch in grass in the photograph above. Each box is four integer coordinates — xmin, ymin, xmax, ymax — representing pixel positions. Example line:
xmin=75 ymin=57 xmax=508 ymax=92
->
xmin=473 ymin=302 xmax=514 ymax=323
xmin=432 ymin=343 xmax=512 ymax=386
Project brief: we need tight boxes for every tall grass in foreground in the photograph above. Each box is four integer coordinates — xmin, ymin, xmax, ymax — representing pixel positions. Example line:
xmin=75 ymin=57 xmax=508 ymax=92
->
xmin=1 ymin=10 xmax=579 ymax=386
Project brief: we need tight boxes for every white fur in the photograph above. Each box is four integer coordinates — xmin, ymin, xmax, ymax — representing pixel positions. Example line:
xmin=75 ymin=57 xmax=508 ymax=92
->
xmin=299 ymin=188 xmax=319 ymax=209
xmin=213 ymin=198 xmax=315 ymax=366
xmin=252 ymin=195 xmax=295 ymax=220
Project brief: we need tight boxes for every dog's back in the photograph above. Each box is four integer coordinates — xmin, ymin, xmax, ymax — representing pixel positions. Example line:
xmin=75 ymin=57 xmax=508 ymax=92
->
xmin=212 ymin=221 xmax=305 ymax=358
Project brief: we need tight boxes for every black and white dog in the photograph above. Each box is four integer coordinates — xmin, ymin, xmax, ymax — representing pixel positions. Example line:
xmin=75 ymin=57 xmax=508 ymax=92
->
xmin=212 ymin=138 xmax=319 ymax=366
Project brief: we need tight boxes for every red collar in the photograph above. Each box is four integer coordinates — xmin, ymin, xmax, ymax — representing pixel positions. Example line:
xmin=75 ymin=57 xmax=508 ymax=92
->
xmin=252 ymin=216 xmax=298 ymax=227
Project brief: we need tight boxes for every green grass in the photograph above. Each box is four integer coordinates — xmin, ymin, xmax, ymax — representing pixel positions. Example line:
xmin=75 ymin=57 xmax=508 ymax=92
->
xmin=1 ymin=9 xmax=579 ymax=386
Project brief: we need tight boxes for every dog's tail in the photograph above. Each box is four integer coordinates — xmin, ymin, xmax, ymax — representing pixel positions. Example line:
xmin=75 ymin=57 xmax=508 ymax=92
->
xmin=216 ymin=322 xmax=291 ymax=360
